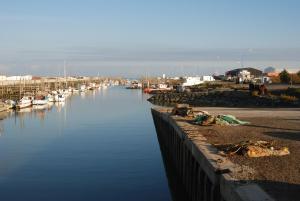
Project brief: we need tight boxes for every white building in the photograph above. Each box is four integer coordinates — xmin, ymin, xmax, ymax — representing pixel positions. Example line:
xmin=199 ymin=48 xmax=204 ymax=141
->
xmin=0 ymin=75 xmax=7 ymax=81
xmin=6 ymin=75 xmax=33 ymax=81
xmin=182 ymin=77 xmax=203 ymax=86
xmin=201 ymin=75 xmax=215 ymax=82
xmin=182 ymin=76 xmax=215 ymax=87
xmin=236 ymin=70 xmax=256 ymax=83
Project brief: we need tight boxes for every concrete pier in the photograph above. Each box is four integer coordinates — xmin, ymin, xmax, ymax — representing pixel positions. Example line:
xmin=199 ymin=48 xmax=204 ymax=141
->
xmin=151 ymin=108 xmax=274 ymax=201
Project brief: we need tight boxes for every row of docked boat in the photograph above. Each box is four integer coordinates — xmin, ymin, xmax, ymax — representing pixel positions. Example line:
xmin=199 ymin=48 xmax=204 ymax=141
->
xmin=0 ymin=83 xmax=111 ymax=112
xmin=81 ymin=83 xmax=109 ymax=91
xmin=12 ymin=93 xmax=67 ymax=109
xmin=1 ymin=89 xmax=70 ymax=111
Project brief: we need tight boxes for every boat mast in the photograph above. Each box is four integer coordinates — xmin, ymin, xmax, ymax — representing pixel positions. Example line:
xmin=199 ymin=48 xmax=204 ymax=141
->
xmin=19 ymin=76 xmax=21 ymax=100
xmin=64 ymin=60 xmax=67 ymax=88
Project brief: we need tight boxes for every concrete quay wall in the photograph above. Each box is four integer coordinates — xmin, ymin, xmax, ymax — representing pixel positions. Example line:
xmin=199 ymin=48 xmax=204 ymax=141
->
xmin=151 ymin=108 xmax=273 ymax=201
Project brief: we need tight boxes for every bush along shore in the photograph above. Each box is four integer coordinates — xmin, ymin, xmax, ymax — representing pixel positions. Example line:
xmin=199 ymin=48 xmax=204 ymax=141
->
xmin=148 ymin=89 xmax=300 ymax=108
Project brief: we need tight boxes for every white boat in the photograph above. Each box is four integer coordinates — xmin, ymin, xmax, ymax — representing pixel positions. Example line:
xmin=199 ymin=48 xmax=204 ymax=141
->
xmin=0 ymin=102 xmax=10 ymax=112
xmin=68 ymin=87 xmax=73 ymax=93
xmin=88 ymin=83 xmax=96 ymax=90
xmin=63 ymin=90 xmax=71 ymax=97
xmin=32 ymin=95 xmax=48 ymax=105
xmin=47 ymin=94 xmax=55 ymax=102
xmin=73 ymin=89 xmax=79 ymax=93
xmin=16 ymin=96 xmax=33 ymax=109
xmin=33 ymin=104 xmax=49 ymax=110
xmin=80 ymin=85 xmax=86 ymax=92
xmin=55 ymin=94 xmax=65 ymax=102
xmin=101 ymin=83 xmax=108 ymax=89
xmin=5 ymin=100 xmax=16 ymax=109
xmin=32 ymin=99 xmax=48 ymax=105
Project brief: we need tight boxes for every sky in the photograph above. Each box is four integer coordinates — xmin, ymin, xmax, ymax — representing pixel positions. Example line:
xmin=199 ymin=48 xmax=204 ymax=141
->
xmin=0 ymin=0 xmax=300 ymax=77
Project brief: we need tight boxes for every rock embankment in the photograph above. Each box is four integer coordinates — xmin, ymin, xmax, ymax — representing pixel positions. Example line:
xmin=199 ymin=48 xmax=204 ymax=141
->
xmin=148 ymin=90 xmax=300 ymax=107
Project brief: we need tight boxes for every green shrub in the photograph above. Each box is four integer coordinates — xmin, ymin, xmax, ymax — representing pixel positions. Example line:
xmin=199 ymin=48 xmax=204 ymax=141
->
xmin=279 ymin=69 xmax=291 ymax=83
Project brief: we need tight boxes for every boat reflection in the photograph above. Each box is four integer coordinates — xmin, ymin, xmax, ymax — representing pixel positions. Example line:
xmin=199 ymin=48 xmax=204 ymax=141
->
xmin=0 ymin=87 xmax=112 ymax=133
xmin=80 ymin=92 xmax=86 ymax=99
xmin=55 ymin=102 xmax=65 ymax=112
xmin=32 ymin=104 xmax=53 ymax=121
xmin=32 ymin=103 xmax=53 ymax=111
xmin=0 ymin=110 xmax=12 ymax=121
xmin=17 ymin=107 xmax=33 ymax=113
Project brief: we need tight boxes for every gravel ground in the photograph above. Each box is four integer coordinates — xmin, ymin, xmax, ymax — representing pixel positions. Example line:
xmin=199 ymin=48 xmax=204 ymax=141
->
xmin=171 ymin=107 xmax=300 ymax=201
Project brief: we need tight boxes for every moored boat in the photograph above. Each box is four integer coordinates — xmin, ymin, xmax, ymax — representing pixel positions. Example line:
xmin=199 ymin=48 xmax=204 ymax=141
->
xmin=47 ymin=94 xmax=55 ymax=102
xmin=0 ymin=102 xmax=10 ymax=112
xmin=5 ymin=100 xmax=16 ymax=109
xmin=80 ymin=85 xmax=86 ymax=92
xmin=33 ymin=95 xmax=48 ymax=105
xmin=63 ymin=90 xmax=71 ymax=97
xmin=16 ymin=96 xmax=33 ymax=109
xmin=55 ymin=94 xmax=65 ymax=102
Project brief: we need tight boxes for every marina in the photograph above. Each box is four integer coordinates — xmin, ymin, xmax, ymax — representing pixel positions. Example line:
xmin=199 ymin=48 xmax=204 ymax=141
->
xmin=0 ymin=73 xmax=298 ymax=201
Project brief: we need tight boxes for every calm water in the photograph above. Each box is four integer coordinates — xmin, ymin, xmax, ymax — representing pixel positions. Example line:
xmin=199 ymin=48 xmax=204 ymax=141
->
xmin=0 ymin=87 xmax=174 ymax=201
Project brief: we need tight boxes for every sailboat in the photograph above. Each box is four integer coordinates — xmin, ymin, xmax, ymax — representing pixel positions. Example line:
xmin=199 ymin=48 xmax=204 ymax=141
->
xmin=16 ymin=96 xmax=33 ymax=109
xmin=80 ymin=84 xmax=86 ymax=92
xmin=32 ymin=95 xmax=48 ymax=105
xmin=47 ymin=94 xmax=55 ymax=102
xmin=5 ymin=100 xmax=16 ymax=109
xmin=55 ymin=94 xmax=66 ymax=102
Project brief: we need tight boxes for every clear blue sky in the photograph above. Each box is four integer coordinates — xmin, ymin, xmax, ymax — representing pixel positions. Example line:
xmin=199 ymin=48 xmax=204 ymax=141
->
xmin=1 ymin=0 xmax=300 ymax=76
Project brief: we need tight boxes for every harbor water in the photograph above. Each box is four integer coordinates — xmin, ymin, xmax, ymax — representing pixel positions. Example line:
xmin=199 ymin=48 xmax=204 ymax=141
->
xmin=0 ymin=87 xmax=178 ymax=201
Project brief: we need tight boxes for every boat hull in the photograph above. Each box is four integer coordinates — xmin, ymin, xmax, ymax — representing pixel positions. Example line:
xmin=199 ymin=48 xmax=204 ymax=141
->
xmin=16 ymin=102 xmax=32 ymax=109
xmin=32 ymin=100 xmax=48 ymax=105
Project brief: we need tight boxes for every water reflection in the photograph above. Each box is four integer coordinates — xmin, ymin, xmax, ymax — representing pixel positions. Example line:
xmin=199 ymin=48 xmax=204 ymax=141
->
xmin=0 ymin=111 xmax=11 ymax=136
xmin=80 ymin=91 xmax=86 ymax=99
xmin=17 ymin=107 xmax=33 ymax=114
xmin=156 ymin=129 xmax=190 ymax=201
xmin=55 ymin=102 xmax=65 ymax=112
xmin=0 ymin=88 xmax=106 ymax=130
xmin=0 ymin=110 xmax=12 ymax=121
xmin=0 ymin=87 xmax=175 ymax=201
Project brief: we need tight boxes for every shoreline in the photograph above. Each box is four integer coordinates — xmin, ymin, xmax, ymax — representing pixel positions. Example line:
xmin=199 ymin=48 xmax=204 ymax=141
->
xmin=148 ymin=89 xmax=300 ymax=108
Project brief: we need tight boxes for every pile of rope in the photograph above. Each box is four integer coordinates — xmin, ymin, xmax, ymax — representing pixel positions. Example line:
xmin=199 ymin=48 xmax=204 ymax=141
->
xmin=194 ymin=113 xmax=250 ymax=126
xmin=171 ymin=104 xmax=194 ymax=117
xmin=215 ymin=140 xmax=290 ymax=157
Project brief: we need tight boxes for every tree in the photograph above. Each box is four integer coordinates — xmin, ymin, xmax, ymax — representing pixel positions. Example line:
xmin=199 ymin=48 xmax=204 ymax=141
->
xmin=279 ymin=69 xmax=291 ymax=83
xmin=297 ymin=70 xmax=300 ymax=78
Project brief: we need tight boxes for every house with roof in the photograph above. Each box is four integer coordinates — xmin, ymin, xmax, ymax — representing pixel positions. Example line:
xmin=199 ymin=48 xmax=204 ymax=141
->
xmin=225 ymin=67 xmax=263 ymax=83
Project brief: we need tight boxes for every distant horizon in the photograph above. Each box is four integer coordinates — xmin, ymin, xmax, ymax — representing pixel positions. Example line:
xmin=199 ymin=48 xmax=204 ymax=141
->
xmin=0 ymin=63 xmax=298 ymax=78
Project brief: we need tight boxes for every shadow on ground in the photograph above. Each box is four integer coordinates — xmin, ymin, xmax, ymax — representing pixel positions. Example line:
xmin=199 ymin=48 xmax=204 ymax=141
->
xmin=264 ymin=131 xmax=300 ymax=141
